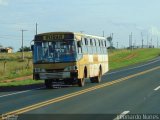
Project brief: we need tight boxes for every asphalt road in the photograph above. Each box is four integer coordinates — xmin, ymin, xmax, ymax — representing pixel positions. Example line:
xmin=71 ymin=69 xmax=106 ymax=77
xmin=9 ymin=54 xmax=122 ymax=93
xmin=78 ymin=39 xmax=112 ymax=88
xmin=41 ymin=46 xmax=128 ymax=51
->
xmin=0 ymin=57 xmax=160 ymax=120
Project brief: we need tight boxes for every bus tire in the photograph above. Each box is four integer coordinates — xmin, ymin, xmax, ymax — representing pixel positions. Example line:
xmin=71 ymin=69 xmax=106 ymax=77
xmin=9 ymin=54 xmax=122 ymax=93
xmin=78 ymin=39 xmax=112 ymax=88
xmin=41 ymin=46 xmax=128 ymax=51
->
xmin=78 ymin=68 xmax=87 ymax=87
xmin=78 ymin=77 xmax=85 ymax=87
xmin=78 ymin=72 xmax=85 ymax=87
xmin=94 ymin=68 xmax=102 ymax=83
xmin=45 ymin=79 xmax=53 ymax=89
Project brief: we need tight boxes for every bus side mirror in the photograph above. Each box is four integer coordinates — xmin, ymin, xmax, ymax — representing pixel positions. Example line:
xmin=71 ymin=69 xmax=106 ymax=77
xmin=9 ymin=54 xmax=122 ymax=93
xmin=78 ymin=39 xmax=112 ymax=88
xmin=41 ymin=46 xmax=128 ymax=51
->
xmin=77 ymin=41 xmax=82 ymax=47
xmin=31 ymin=45 xmax=34 ymax=51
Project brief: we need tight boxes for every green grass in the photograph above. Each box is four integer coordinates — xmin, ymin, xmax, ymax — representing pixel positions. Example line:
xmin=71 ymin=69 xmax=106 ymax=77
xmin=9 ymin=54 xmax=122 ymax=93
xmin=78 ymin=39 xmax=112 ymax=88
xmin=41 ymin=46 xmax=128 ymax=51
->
xmin=0 ymin=48 xmax=160 ymax=87
xmin=0 ymin=52 xmax=32 ymax=60
xmin=0 ymin=52 xmax=33 ymax=81
xmin=109 ymin=48 xmax=160 ymax=70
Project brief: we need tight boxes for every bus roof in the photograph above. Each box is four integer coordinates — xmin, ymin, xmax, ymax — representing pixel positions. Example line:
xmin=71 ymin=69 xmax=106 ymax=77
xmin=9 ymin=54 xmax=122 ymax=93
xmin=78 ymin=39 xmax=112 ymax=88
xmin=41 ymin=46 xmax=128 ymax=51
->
xmin=36 ymin=32 xmax=106 ymax=40
xmin=74 ymin=32 xmax=106 ymax=40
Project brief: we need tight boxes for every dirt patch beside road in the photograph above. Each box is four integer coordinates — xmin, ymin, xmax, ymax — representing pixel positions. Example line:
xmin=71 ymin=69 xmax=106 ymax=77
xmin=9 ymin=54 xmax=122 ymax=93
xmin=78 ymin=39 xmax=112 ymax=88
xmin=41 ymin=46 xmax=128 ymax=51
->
xmin=0 ymin=75 xmax=32 ymax=83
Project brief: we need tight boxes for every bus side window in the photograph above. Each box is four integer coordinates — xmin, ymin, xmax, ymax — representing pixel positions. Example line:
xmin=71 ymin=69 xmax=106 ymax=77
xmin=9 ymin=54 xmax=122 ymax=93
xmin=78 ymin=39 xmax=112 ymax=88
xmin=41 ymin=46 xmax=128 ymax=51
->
xmin=101 ymin=40 xmax=104 ymax=47
xmin=104 ymin=40 xmax=106 ymax=47
xmin=83 ymin=38 xmax=88 ymax=53
xmin=101 ymin=40 xmax=104 ymax=53
xmin=102 ymin=40 xmax=105 ymax=53
xmin=84 ymin=38 xmax=88 ymax=45
xmin=88 ymin=38 xmax=91 ymax=54
xmin=93 ymin=39 xmax=96 ymax=53
xmin=81 ymin=38 xmax=86 ymax=53
xmin=82 ymin=38 xmax=85 ymax=45
xmin=77 ymin=41 xmax=82 ymax=54
xmin=98 ymin=40 xmax=101 ymax=46
xmin=94 ymin=39 xmax=96 ymax=46
xmin=90 ymin=39 xmax=93 ymax=46
xmin=95 ymin=39 xmax=98 ymax=53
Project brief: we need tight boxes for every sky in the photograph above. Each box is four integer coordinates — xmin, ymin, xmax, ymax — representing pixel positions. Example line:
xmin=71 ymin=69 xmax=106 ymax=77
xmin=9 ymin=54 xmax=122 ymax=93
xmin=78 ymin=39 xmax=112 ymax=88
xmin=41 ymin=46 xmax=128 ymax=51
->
xmin=0 ymin=0 xmax=160 ymax=51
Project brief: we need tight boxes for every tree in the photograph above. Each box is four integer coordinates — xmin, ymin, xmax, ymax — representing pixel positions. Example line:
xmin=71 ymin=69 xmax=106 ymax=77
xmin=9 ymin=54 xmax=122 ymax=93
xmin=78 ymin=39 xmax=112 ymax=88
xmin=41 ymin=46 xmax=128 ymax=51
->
xmin=107 ymin=36 xmax=113 ymax=48
xmin=19 ymin=46 xmax=31 ymax=52
xmin=107 ymin=46 xmax=115 ymax=50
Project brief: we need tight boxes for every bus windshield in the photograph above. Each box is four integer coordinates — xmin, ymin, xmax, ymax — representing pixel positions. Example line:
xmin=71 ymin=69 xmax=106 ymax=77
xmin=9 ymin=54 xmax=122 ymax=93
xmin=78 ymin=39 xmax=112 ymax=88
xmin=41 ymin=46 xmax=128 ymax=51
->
xmin=33 ymin=40 xmax=77 ymax=63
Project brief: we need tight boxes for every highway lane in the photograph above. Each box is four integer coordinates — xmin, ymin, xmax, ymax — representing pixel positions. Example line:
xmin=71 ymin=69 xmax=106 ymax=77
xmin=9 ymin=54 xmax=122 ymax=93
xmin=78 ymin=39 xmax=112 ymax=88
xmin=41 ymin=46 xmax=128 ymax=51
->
xmin=26 ymin=68 xmax=160 ymax=113
xmin=0 ymin=57 xmax=160 ymax=120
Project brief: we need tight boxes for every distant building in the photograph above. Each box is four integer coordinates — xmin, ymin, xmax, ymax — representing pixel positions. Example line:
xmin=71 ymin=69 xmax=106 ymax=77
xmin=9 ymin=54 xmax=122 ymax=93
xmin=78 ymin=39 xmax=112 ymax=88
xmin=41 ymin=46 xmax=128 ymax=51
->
xmin=6 ymin=48 xmax=13 ymax=53
xmin=0 ymin=47 xmax=13 ymax=53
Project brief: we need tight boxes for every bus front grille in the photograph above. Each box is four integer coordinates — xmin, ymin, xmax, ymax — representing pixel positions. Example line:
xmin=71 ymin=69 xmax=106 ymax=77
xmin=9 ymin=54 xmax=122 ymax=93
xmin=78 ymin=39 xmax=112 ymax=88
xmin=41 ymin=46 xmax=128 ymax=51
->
xmin=39 ymin=72 xmax=70 ymax=79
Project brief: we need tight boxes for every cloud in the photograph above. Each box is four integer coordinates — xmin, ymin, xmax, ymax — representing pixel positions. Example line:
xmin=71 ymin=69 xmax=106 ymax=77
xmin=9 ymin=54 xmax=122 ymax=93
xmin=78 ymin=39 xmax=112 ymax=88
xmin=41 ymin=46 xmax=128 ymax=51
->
xmin=0 ymin=0 xmax=8 ymax=6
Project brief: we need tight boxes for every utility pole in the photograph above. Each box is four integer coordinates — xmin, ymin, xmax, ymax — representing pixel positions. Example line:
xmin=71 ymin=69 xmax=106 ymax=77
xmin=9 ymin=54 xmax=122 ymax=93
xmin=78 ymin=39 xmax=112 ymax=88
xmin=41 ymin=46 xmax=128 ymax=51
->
xmin=102 ymin=31 xmax=104 ymax=37
xmin=151 ymin=37 xmax=152 ymax=48
xmin=111 ymin=33 xmax=113 ymax=48
xmin=131 ymin=32 xmax=132 ymax=50
xmin=129 ymin=34 xmax=131 ymax=48
xmin=117 ymin=42 xmax=118 ymax=49
xmin=134 ymin=39 xmax=137 ymax=48
xmin=129 ymin=32 xmax=132 ymax=50
xmin=21 ymin=29 xmax=27 ymax=60
xmin=147 ymin=34 xmax=149 ymax=48
xmin=141 ymin=32 xmax=144 ymax=48
xmin=36 ymin=23 xmax=38 ymax=35
xmin=157 ymin=37 xmax=159 ymax=48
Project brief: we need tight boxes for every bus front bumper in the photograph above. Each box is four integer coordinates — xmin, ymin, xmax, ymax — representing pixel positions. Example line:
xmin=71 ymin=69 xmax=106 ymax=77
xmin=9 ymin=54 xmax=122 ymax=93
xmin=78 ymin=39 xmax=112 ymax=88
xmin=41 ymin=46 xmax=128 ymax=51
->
xmin=37 ymin=71 xmax=78 ymax=80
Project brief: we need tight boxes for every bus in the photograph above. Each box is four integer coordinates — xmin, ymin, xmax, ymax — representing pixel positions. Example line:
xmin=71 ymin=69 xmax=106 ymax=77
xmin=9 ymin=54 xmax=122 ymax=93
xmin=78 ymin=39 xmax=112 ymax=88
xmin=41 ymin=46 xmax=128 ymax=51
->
xmin=31 ymin=32 xmax=109 ymax=88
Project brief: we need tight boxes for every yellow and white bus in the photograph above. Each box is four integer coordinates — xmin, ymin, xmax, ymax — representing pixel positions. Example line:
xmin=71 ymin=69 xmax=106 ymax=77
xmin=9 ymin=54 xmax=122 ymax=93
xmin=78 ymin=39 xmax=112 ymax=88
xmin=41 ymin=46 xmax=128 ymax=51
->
xmin=32 ymin=32 xmax=109 ymax=88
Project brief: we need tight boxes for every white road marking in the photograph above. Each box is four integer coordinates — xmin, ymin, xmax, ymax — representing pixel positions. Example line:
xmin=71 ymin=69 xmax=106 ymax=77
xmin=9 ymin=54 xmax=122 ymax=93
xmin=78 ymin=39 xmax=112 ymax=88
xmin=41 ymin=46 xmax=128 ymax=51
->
xmin=113 ymin=111 xmax=130 ymax=120
xmin=154 ymin=86 xmax=160 ymax=91
xmin=107 ymin=58 xmax=160 ymax=75
xmin=0 ymin=87 xmax=45 ymax=98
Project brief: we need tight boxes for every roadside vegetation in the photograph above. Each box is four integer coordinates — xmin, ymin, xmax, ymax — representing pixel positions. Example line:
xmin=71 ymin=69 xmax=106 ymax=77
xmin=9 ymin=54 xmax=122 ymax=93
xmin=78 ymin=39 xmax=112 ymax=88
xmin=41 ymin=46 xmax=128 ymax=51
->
xmin=109 ymin=48 xmax=160 ymax=70
xmin=0 ymin=48 xmax=160 ymax=86
xmin=0 ymin=52 xmax=32 ymax=81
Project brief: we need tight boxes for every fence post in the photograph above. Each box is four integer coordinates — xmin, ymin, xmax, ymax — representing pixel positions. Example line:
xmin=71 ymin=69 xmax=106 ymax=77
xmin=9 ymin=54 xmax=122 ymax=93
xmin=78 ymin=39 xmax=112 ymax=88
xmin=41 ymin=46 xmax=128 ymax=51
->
xmin=26 ymin=58 xmax=30 ymax=69
xmin=3 ymin=61 xmax=7 ymax=72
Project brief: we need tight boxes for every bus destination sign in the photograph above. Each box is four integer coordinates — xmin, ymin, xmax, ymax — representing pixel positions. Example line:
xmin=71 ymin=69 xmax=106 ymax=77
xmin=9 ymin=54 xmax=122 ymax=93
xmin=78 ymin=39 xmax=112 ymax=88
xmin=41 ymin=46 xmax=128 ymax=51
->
xmin=35 ymin=33 xmax=74 ymax=41
xmin=43 ymin=34 xmax=65 ymax=40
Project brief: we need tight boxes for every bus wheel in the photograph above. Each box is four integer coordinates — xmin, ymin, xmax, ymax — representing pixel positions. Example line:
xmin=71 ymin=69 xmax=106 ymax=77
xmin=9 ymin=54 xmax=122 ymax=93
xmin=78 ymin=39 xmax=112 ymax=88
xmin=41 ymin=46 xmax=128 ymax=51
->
xmin=94 ymin=69 xmax=102 ymax=83
xmin=78 ymin=78 xmax=85 ymax=87
xmin=45 ymin=79 xmax=53 ymax=89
